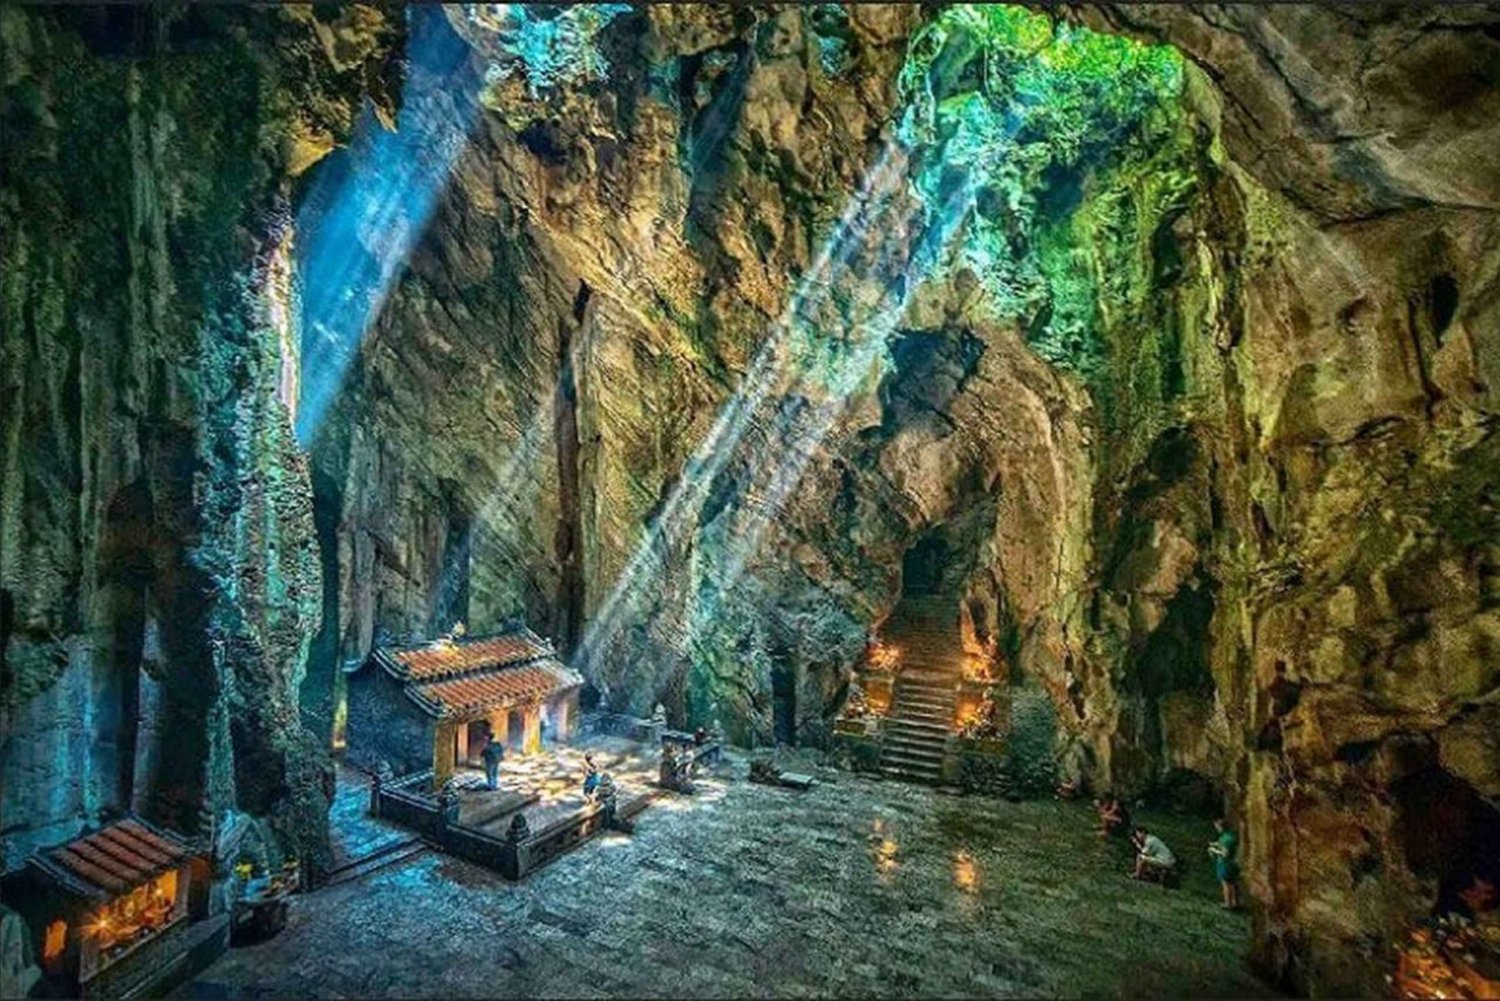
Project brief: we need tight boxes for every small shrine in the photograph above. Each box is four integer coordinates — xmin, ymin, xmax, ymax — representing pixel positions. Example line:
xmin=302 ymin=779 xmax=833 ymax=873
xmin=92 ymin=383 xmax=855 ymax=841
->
xmin=345 ymin=625 xmax=584 ymax=787
xmin=2 ymin=816 xmax=203 ymax=996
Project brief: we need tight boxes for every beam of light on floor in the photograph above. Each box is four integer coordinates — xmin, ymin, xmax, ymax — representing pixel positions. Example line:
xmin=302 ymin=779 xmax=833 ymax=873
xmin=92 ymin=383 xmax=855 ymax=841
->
xmin=293 ymin=6 xmax=488 ymax=447
xmin=570 ymin=143 xmax=907 ymax=676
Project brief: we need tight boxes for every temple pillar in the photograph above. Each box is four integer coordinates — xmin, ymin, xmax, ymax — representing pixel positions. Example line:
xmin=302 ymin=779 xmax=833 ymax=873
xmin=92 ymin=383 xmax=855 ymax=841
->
xmin=434 ymin=721 xmax=457 ymax=788
xmin=454 ymin=721 xmax=470 ymax=766
xmin=522 ymin=706 xmax=542 ymax=755
xmin=554 ymin=692 xmax=577 ymax=743
xmin=488 ymin=708 xmax=510 ymax=748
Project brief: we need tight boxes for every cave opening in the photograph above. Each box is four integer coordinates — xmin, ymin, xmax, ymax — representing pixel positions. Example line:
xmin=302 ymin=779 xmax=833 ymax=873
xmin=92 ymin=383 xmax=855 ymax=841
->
xmin=901 ymin=535 xmax=950 ymax=598
xmin=1394 ymin=765 xmax=1500 ymax=916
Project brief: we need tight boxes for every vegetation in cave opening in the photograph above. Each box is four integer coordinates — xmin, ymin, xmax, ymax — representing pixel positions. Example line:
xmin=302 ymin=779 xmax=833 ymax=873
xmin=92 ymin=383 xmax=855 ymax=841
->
xmin=896 ymin=5 xmax=1196 ymax=382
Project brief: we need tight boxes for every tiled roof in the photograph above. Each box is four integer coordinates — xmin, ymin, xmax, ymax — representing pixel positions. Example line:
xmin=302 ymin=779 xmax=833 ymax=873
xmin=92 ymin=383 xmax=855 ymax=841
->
xmin=406 ymin=660 xmax=584 ymax=719
xmin=376 ymin=630 xmax=555 ymax=681
xmin=29 ymin=817 xmax=193 ymax=900
xmin=372 ymin=627 xmax=583 ymax=720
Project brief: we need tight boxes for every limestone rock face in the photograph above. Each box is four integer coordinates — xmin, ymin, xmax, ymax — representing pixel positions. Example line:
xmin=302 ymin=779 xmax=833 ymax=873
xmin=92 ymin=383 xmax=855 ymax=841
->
xmin=2 ymin=4 xmax=1498 ymax=996
xmin=0 ymin=4 xmax=398 ymax=871
xmin=309 ymin=8 xmax=1499 ymax=994
xmin=1084 ymin=5 xmax=1500 ymax=222
xmin=1069 ymin=6 xmax=1500 ymax=993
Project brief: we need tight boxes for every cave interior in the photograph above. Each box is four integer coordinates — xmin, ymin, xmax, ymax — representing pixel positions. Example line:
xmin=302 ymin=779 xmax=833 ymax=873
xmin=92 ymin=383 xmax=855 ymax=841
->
xmin=2 ymin=3 xmax=1498 ymax=999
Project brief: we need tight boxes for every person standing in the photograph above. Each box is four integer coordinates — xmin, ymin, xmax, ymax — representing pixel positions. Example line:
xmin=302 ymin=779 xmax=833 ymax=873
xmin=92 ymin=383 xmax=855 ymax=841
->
xmin=582 ymin=753 xmax=601 ymax=801
xmin=481 ymin=733 xmax=506 ymax=790
xmin=1209 ymin=817 xmax=1241 ymax=909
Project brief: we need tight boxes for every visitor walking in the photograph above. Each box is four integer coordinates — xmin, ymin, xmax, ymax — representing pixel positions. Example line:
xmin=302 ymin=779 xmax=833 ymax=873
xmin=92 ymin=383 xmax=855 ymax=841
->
xmin=1208 ymin=817 xmax=1240 ymax=909
xmin=481 ymin=734 xmax=505 ymax=790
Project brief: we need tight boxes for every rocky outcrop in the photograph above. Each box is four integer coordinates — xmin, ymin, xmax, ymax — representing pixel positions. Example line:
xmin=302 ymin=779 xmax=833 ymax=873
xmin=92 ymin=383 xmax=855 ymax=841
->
xmin=0 ymin=4 xmax=399 ymax=872
xmin=1067 ymin=6 xmax=1500 ymax=994
xmin=3 ymin=3 xmax=1496 ymax=995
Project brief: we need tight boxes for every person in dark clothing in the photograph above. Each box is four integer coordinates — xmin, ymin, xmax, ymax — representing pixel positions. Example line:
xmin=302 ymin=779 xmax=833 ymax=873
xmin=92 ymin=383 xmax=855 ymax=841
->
xmin=582 ymin=753 xmax=601 ymax=801
xmin=481 ymin=734 xmax=505 ymax=790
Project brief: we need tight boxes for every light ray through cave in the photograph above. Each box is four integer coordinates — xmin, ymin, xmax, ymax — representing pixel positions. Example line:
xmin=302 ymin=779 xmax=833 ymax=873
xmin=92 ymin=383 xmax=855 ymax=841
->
xmin=570 ymin=143 xmax=907 ymax=676
xmin=427 ymin=387 xmax=558 ymax=627
xmin=697 ymin=175 xmax=980 ymax=619
xmin=294 ymin=6 xmax=487 ymax=447
xmin=570 ymin=55 xmax=1031 ymax=693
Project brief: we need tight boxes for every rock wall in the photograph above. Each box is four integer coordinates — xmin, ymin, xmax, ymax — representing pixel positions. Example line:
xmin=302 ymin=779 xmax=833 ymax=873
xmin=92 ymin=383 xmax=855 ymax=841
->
xmin=1073 ymin=7 xmax=1500 ymax=994
xmin=2 ymin=3 xmax=1496 ymax=995
xmin=0 ymin=4 xmax=398 ymax=872
xmin=306 ymin=7 xmax=1499 ymax=994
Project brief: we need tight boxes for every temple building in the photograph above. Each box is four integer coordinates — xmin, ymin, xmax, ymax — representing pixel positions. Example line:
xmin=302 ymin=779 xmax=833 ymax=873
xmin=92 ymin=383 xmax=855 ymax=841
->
xmin=1 ymin=815 xmax=213 ymax=997
xmin=344 ymin=627 xmax=584 ymax=786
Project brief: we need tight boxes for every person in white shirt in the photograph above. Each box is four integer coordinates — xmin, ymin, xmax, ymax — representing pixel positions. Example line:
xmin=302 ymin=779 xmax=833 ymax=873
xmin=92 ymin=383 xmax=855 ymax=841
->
xmin=1131 ymin=826 xmax=1178 ymax=883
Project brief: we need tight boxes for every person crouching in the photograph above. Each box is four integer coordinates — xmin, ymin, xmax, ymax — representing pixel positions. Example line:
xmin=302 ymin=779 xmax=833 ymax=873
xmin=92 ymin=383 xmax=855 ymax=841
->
xmin=1130 ymin=826 xmax=1178 ymax=885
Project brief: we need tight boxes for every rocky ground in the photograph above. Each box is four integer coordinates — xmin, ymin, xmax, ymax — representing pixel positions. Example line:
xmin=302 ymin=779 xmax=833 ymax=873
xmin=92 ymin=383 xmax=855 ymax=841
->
xmin=183 ymin=758 xmax=1269 ymax=999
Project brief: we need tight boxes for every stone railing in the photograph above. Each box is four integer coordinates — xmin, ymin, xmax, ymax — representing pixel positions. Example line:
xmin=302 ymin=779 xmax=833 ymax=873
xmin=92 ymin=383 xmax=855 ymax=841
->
xmin=373 ymin=765 xmax=658 ymax=881
xmin=578 ymin=711 xmax=654 ymax=741
xmin=371 ymin=770 xmax=445 ymax=838
xmin=661 ymin=729 xmax=723 ymax=763
xmin=437 ymin=793 xmax=656 ymax=881
xmin=508 ymin=795 xmax=635 ymax=877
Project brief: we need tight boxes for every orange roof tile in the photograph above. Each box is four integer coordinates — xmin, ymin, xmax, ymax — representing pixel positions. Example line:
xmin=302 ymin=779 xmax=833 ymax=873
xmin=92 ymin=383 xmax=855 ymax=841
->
xmin=31 ymin=816 xmax=193 ymax=900
xmin=407 ymin=660 xmax=583 ymax=719
xmin=383 ymin=632 xmax=554 ymax=681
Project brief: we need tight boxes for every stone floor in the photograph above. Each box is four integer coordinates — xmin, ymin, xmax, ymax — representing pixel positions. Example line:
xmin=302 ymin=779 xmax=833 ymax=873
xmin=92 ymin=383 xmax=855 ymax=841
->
xmin=184 ymin=754 xmax=1274 ymax=999
xmin=458 ymin=736 xmax=660 ymax=834
xmin=329 ymin=765 xmax=411 ymax=868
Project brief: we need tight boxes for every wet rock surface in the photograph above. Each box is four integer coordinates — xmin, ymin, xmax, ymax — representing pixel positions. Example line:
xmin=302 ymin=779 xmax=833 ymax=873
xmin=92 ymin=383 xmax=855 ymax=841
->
xmin=1 ymin=4 xmax=400 ymax=869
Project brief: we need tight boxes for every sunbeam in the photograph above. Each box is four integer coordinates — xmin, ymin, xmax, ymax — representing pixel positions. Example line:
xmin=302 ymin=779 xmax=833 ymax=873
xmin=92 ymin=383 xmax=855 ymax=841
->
xmin=294 ymin=7 xmax=487 ymax=447
xmin=570 ymin=142 xmax=908 ymax=675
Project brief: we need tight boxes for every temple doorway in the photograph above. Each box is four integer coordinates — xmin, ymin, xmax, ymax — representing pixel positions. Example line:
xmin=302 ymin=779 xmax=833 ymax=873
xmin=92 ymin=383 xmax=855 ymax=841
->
xmin=462 ymin=719 xmax=491 ymax=767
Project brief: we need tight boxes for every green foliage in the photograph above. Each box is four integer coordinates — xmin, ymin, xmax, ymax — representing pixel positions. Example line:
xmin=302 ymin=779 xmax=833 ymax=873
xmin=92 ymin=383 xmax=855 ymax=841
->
xmin=898 ymin=5 xmax=1197 ymax=378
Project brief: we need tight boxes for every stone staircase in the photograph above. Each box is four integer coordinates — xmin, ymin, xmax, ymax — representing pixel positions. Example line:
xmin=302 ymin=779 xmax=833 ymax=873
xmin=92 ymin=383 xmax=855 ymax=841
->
xmin=327 ymin=764 xmax=425 ymax=883
xmin=879 ymin=596 xmax=962 ymax=784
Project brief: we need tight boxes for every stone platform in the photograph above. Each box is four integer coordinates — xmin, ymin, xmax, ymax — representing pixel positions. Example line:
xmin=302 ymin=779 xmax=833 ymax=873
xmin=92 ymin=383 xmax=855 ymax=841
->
xmin=459 ymin=736 xmax=660 ymax=836
xmin=183 ymin=752 xmax=1273 ymax=999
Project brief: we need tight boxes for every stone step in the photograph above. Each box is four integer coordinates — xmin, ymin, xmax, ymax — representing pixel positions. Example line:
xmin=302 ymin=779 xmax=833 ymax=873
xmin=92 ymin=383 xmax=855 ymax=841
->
xmin=894 ymin=691 xmax=956 ymax=708
xmin=888 ymin=707 xmax=949 ymax=723
xmin=325 ymin=836 xmax=427 ymax=886
xmin=893 ymin=690 xmax=953 ymax=704
xmin=883 ymin=742 xmax=945 ymax=762
xmin=886 ymin=728 xmax=946 ymax=746
xmin=890 ymin=720 xmax=950 ymax=734
xmin=895 ymin=683 xmax=957 ymax=697
xmin=896 ymin=674 xmax=961 ymax=684
xmin=891 ymin=700 xmax=953 ymax=718
xmin=886 ymin=719 xmax=948 ymax=737
xmin=886 ymin=734 xmax=948 ymax=751
xmin=882 ymin=743 xmax=946 ymax=764
xmin=880 ymin=760 xmax=943 ymax=782
xmin=882 ymin=639 xmax=961 ymax=652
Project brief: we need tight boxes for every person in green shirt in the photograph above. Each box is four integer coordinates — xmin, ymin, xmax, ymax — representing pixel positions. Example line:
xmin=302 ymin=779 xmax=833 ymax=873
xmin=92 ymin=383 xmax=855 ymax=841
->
xmin=1208 ymin=817 xmax=1240 ymax=910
